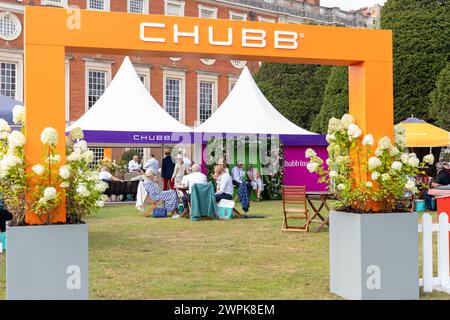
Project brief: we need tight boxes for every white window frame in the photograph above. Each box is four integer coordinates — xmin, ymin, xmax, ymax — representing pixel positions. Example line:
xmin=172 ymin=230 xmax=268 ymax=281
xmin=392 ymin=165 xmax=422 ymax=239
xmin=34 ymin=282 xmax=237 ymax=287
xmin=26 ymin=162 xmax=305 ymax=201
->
xmin=228 ymin=77 xmax=238 ymax=94
xmin=134 ymin=64 xmax=151 ymax=92
xmin=0 ymin=49 xmax=23 ymax=101
xmin=41 ymin=0 xmax=68 ymax=8
xmin=164 ymin=0 xmax=185 ymax=17
xmin=198 ymin=5 xmax=217 ymax=19
xmin=197 ymin=73 xmax=218 ymax=124
xmin=163 ymin=69 xmax=186 ymax=124
xmin=258 ymin=16 xmax=276 ymax=23
xmin=127 ymin=0 xmax=149 ymax=14
xmin=87 ymin=0 xmax=110 ymax=11
xmin=0 ymin=12 xmax=22 ymax=41
xmin=84 ymin=60 xmax=112 ymax=112
xmin=229 ymin=11 xmax=247 ymax=21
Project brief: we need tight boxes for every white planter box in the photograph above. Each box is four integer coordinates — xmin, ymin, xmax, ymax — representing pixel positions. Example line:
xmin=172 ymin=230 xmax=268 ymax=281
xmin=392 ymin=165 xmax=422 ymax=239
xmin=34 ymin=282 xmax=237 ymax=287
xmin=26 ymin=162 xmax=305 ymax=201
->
xmin=6 ymin=223 xmax=88 ymax=300
xmin=329 ymin=211 xmax=419 ymax=300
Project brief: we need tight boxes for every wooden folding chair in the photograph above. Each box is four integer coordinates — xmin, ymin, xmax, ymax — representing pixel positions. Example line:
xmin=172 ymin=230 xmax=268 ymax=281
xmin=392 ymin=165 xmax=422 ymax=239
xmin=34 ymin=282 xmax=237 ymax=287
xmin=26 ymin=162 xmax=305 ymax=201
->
xmin=144 ymin=196 xmax=162 ymax=217
xmin=281 ymin=185 xmax=310 ymax=233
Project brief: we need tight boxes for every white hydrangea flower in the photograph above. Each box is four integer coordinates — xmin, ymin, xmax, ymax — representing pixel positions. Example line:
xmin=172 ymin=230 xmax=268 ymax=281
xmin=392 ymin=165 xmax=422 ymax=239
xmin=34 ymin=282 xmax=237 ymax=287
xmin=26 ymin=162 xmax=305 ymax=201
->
xmin=371 ymin=171 xmax=380 ymax=181
xmin=0 ymin=118 xmax=11 ymax=139
xmin=59 ymin=165 xmax=70 ymax=179
xmin=347 ymin=124 xmax=362 ymax=140
xmin=325 ymin=134 xmax=335 ymax=143
xmin=329 ymin=170 xmax=338 ymax=178
xmin=60 ymin=182 xmax=69 ymax=188
xmin=46 ymin=154 xmax=61 ymax=163
xmin=0 ymin=154 xmax=23 ymax=172
xmin=341 ymin=114 xmax=355 ymax=128
xmin=12 ymin=105 xmax=25 ymax=125
xmin=82 ymin=150 xmax=94 ymax=163
xmin=381 ymin=173 xmax=390 ymax=181
xmin=362 ymin=134 xmax=374 ymax=146
xmin=409 ymin=153 xmax=417 ymax=158
xmin=391 ymin=161 xmax=403 ymax=171
xmin=327 ymin=117 xmax=341 ymax=133
xmin=43 ymin=187 xmax=57 ymax=200
xmin=394 ymin=124 xmax=406 ymax=136
xmin=74 ymin=140 xmax=88 ymax=153
xmin=368 ymin=157 xmax=382 ymax=171
xmin=423 ymin=154 xmax=434 ymax=165
xmin=95 ymin=181 xmax=108 ymax=193
xmin=70 ymin=127 xmax=84 ymax=140
xmin=96 ymin=200 xmax=105 ymax=208
xmin=404 ymin=179 xmax=416 ymax=191
xmin=32 ymin=164 xmax=45 ymax=176
xmin=389 ymin=147 xmax=400 ymax=157
xmin=366 ymin=181 xmax=373 ymax=188
xmin=400 ymin=153 xmax=409 ymax=164
xmin=307 ymin=162 xmax=319 ymax=173
xmin=408 ymin=157 xmax=420 ymax=167
xmin=76 ymin=184 xmax=91 ymax=197
xmin=40 ymin=127 xmax=58 ymax=145
xmin=375 ymin=148 xmax=383 ymax=157
xmin=305 ymin=148 xmax=317 ymax=159
xmin=378 ymin=136 xmax=392 ymax=150
xmin=326 ymin=158 xmax=333 ymax=166
xmin=39 ymin=197 xmax=47 ymax=204
xmin=337 ymin=183 xmax=346 ymax=191
xmin=8 ymin=130 xmax=25 ymax=148
xmin=67 ymin=150 xmax=82 ymax=162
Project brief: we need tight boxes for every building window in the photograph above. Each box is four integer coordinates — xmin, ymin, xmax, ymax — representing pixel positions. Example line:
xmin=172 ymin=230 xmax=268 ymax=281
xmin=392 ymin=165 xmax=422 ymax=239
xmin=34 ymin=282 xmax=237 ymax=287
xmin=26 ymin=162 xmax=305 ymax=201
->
xmin=198 ymin=74 xmax=218 ymax=124
xmin=258 ymin=16 xmax=276 ymax=23
xmin=198 ymin=5 xmax=217 ymax=19
xmin=164 ymin=0 xmax=184 ymax=16
xmin=134 ymin=64 xmax=151 ymax=92
xmin=0 ymin=12 xmax=21 ymax=41
xmin=229 ymin=11 xmax=247 ymax=21
xmin=41 ymin=0 xmax=68 ymax=7
xmin=85 ymin=60 xmax=111 ymax=111
xmin=128 ymin=0 xmax=148 ymax=14
xmin=229 ymin=78 xmax=238 ymax=93
xmin=87 ymin=0 xmax=110 ymax=11
xmin=230 ymin=60 xmax=247 ymax=69
xmin=200 ymin=59 xmax=215 ymax=66
xmin=163 ymin=69 xmax=185 ymax=123
xmin=89 ymin=147 xmax=104 ymax=167
xmin=0 ymin=62 xmax=16 ymax=99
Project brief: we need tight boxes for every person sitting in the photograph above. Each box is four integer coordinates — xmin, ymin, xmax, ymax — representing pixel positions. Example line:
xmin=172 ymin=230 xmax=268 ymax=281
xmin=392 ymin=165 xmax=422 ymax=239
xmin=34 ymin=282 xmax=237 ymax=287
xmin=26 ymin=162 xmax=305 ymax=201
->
xmin=144 ymin=154 xmax=159 ymax=173
xmin=0 ymin=198 xmax=12 ymax=234
xmin=99 ymin=167 xmax=122 ymax=182
xmin=231 ymin=160 xmax=245 ymax=187
xmin=143 ymin=169 xmax=181 ymax=219
xmin=181 ymin=164 xmax=208 ymax=215
xmin=161 ymin=149 xmax=175 ymax=191
xmin=247 ymin=164 xmax=264 ymax=201
xmin=214 ymin=165 xmax=234 ymax=202
xmin=172 ymin=155 xmax=186 ymax=187
xmin=128 ymin=155 xmax=142 ymax=173
xmin=424 ymin=162 xmax=450 ymax=210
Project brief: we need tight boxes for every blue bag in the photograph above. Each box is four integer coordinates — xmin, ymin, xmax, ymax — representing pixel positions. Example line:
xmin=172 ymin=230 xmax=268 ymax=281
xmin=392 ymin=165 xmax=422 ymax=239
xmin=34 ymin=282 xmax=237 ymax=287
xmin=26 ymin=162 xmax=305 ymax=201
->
xmin=152 ymin=207 xmax=167 ymax=218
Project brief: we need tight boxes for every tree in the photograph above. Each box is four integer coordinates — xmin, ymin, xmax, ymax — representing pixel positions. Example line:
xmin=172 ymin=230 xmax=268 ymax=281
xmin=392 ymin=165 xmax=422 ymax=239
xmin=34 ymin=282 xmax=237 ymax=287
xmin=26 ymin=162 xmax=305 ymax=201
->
xmin=254 ymin=63 xmax=331 ymax=131
xmin=381 ymin=0 xmax=450 ymax=123
xmin=429 ymin=63 xmax=450 ymax=130
xmin=310 ymin=66 xmax=348 ymax=134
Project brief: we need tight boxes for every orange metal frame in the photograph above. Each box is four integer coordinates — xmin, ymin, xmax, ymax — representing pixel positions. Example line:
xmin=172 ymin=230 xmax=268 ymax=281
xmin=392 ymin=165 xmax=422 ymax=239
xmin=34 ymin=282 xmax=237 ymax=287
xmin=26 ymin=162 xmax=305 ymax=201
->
xmin=24 ymin=6 xmax=393 ymax=224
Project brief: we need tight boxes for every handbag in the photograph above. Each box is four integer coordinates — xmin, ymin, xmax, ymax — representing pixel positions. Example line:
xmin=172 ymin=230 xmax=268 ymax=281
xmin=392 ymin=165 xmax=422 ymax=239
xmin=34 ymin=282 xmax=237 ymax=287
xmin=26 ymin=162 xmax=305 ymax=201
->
xmin=152 ymin=207 xmax=167 ymax=218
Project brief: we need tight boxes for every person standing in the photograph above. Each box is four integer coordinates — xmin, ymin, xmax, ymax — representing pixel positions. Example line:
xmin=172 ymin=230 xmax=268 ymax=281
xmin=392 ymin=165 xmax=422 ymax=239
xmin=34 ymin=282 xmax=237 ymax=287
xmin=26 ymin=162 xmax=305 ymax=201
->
xmin=144 ymin=154 xmax=159 ymax=173
xmin=161 ymin=149 xmax=175 ymax=190
xmin=172 ymin=155 xmax=186 ymax=186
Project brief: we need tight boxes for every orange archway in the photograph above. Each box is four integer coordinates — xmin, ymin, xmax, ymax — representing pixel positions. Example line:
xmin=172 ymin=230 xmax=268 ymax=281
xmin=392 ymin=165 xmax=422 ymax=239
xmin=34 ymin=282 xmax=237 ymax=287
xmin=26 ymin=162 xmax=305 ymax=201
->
xmin=24 ymin=6 xmax=393 ymax=224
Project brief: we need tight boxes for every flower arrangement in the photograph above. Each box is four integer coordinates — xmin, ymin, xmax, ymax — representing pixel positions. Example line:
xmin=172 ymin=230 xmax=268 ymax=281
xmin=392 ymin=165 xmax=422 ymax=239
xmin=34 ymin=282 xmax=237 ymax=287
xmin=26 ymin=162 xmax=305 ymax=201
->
xmin=306 ymin=114 xmax=432 ymax=213
xmin=0 ymin=106 xmax=107 ymax=225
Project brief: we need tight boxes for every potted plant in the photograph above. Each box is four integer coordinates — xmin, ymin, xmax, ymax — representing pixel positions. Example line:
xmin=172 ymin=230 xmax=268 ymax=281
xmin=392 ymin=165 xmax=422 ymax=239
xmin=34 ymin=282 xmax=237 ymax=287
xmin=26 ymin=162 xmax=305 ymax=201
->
xmin=307 ymin=114 xmax=433 ymax=300
xmin=1 ymin=107 xmax=107 ymax=300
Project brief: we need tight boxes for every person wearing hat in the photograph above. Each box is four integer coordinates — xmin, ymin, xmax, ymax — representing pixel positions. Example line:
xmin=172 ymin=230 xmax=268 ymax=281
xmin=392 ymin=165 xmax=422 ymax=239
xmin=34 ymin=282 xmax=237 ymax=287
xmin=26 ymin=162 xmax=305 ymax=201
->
xmin=424 ymin=162 xmax=450 ymax=210
xmin=161 ymin=148 xmax=175 ymax=190
xmin=172 ymin=154 xmax=186 ymax=186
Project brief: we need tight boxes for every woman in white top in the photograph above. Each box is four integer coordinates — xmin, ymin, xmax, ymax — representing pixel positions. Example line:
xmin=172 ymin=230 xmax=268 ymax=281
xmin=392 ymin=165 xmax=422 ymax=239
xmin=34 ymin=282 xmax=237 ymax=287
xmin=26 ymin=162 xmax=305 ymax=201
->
xmin=172 ymin=155 xmax=186 ymax=186
xmin=247 ymin=164 xmax=263 ymax=201
xmin=214 ymin=165 xmax=234 ymax=203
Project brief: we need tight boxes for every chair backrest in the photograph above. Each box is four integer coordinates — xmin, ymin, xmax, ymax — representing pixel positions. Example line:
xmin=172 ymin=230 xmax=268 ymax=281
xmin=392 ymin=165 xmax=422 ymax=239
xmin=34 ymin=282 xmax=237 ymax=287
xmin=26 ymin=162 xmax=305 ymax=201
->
xmin=282 ymin=185 xmax=307 ymax=204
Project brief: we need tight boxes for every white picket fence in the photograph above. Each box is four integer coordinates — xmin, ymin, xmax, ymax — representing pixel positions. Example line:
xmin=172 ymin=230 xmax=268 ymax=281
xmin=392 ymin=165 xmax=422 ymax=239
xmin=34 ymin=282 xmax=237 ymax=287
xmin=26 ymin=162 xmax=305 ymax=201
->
xmin=419 ymin=212 xmax=450 ymax=293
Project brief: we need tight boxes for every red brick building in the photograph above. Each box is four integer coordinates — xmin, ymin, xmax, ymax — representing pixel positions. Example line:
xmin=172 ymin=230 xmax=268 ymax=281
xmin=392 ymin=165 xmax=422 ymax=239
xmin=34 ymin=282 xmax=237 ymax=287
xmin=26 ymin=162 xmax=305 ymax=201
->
xmin=0 ymin=0 xmax=369 ymax=164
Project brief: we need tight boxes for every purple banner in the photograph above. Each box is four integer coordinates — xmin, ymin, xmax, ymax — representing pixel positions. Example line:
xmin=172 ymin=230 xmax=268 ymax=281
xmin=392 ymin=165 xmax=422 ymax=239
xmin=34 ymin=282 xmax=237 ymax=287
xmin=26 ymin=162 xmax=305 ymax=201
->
xmin=283 ymin=146 xmax=328 ymax=192
xmin=81 ymin=130 xmax=193 ymax=144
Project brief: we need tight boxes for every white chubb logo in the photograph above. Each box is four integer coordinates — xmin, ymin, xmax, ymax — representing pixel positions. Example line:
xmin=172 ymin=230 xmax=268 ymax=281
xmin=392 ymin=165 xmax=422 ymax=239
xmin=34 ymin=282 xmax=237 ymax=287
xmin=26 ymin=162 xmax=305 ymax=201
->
xmin=66 ymin=265 xmax=82 ymax=290
xmin=66 ymin=6 xmax=81 ymax=30
xmin=366 ymin=265 xmax=381 ymax=290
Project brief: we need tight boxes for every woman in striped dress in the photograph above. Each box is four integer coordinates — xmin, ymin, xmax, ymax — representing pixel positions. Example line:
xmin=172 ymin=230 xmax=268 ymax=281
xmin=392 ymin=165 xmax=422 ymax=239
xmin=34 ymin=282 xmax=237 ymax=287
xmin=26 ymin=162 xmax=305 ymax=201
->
xmin=143 ymin=170 xmax=180 ymax=217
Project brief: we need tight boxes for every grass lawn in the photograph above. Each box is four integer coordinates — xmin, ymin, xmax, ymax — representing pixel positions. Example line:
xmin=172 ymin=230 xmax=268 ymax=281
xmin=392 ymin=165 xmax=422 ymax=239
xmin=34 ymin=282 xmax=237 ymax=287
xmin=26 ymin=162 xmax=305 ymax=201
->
xmin=0 ymin=200 xmax=449 ymax=300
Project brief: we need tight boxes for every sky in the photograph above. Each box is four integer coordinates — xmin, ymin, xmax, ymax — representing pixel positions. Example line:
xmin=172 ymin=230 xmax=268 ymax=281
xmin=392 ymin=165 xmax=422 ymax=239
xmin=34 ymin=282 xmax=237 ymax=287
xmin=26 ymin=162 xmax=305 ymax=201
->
xmin=320 ymin=0 xmax=387 ymax=10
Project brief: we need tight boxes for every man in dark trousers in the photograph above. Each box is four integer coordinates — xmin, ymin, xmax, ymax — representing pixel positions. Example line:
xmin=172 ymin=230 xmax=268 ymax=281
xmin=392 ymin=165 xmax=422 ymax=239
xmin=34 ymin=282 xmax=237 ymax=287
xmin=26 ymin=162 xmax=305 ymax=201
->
xmin=0 ymin=199 xmax=13 ymax=233
xmin=161 ymin=148 xmax=175 ymax=190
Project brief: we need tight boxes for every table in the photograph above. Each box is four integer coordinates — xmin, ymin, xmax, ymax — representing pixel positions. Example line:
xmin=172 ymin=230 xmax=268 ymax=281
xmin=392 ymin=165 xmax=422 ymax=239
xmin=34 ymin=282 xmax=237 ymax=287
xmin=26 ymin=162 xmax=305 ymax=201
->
xmin=306 ymin=191 xmax=335 ymax=232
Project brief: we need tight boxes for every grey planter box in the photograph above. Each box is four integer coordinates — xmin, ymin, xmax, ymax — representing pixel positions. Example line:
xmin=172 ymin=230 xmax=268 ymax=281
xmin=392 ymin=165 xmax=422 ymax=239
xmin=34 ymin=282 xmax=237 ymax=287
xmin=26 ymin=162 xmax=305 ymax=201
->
xmin=329 ymin=211 xmax=419 ymax=300
xmin=6 ymin=223 xmax=88 ymax=300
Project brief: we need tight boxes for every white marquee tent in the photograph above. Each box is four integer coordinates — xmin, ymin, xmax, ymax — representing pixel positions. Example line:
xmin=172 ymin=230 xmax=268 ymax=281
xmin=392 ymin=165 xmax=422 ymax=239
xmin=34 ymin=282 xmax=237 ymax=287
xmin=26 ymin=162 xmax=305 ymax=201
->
xmin=194 ymin=66 xmax=325 ymax=146
xmin=66 ymin=56 xmax=192 ymax=146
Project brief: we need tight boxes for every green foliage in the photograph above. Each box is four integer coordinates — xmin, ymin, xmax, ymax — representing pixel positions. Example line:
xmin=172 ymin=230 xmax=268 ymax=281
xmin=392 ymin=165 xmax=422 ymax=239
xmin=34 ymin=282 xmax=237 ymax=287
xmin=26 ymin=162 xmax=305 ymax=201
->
xmin=121 ymin=149 xmax=140 ymax=163
xmin=310 ymin=66 xmax=348 ymax=134
xmin=429 ymin=63 xmax=450 ymax=131
xmin=381 ymin=0 xmax=450 ymax=122
xmin=254 ymin=63 xmax=331 ymax=131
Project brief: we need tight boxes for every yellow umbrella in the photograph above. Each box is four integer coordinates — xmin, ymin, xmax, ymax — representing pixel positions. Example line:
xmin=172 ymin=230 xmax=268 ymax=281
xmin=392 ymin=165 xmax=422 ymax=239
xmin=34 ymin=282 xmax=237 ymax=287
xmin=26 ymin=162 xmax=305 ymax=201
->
xmin=399 ymin=117 xmax=450 ymax=147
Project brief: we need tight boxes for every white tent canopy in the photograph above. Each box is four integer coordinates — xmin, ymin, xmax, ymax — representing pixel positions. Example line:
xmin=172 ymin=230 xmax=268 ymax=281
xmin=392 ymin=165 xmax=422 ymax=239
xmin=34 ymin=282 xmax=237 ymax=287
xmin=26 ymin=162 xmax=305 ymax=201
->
xmin=66 ymin=56 xmax=192 ymax=146
xmin=194 ymin=66 xmax=323 ymax=146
